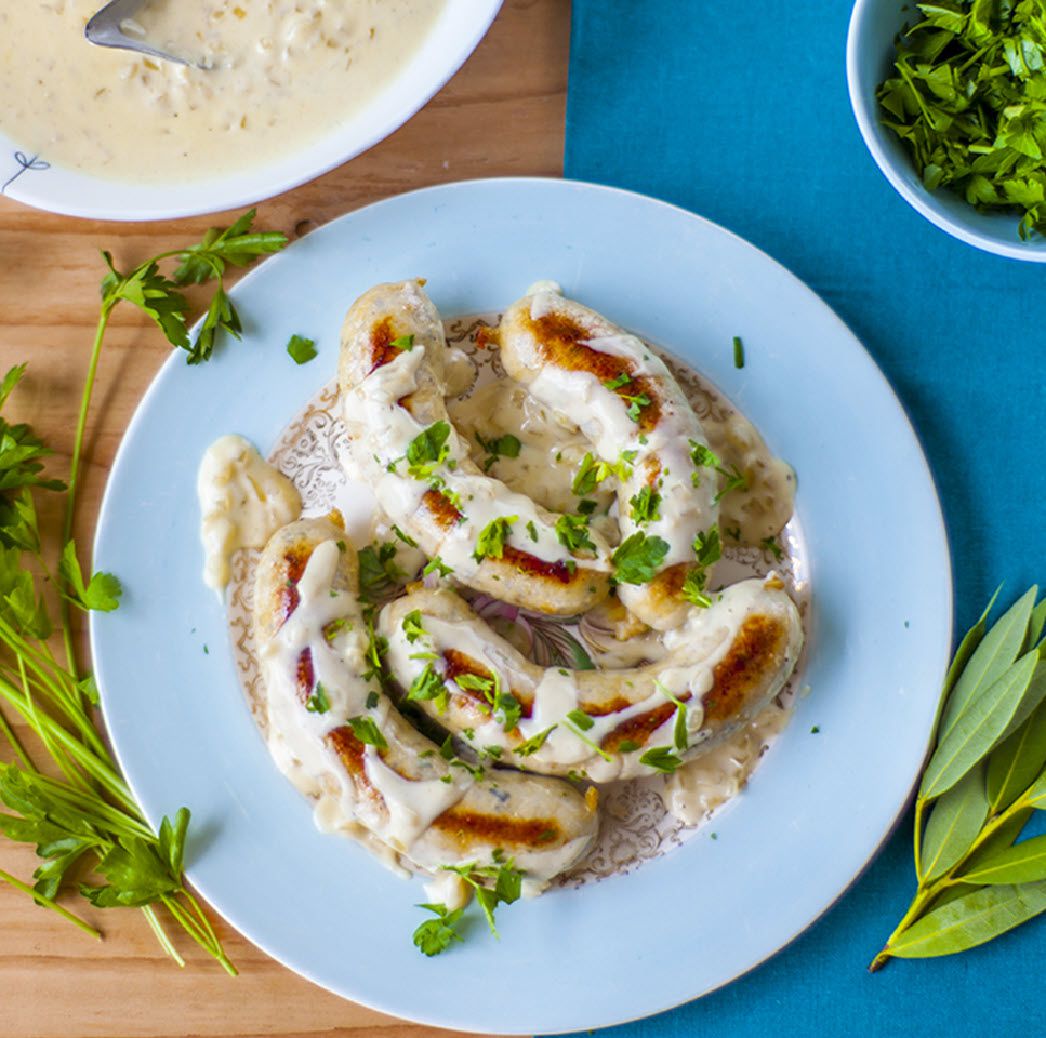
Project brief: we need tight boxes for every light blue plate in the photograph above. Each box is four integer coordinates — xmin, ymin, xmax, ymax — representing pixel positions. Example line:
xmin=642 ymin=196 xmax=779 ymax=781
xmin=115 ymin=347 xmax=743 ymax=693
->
xmin=91 ymin=178 xmax=952 ymax=1035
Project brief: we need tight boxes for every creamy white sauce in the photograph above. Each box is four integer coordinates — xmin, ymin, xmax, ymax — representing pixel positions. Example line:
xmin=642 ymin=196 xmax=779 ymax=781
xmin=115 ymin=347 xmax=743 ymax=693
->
xmin=0 ymin=0 xmax=445 ymax=182
xmin=342 ymin=341 xmax=612 ymax=579
xmin=197 ymin=435 xmax=302 ymax=591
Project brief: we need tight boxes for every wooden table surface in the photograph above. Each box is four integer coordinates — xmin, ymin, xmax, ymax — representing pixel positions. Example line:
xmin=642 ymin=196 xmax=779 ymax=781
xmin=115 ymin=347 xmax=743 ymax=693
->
xmin=0 ymin=3 xmax=569 ymax=1035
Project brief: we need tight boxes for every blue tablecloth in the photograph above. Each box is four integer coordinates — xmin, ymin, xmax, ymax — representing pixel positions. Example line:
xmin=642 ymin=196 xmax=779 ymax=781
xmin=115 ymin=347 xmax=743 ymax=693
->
xmin=563 ymin=2 xmax=1046 ymax=1035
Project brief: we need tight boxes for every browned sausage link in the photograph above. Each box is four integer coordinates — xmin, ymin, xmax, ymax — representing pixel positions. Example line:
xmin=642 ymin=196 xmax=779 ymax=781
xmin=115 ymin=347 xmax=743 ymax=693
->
xmin=524 ymin=312 xmax=663 ymax=432
xmin=704 ymin=613 xmax=788 ymax=724
xmin=430 ymin=808 xmax=562 ymax=851
xmin=368 ymin=316 xmax=404 ymax=373
xmin=442 ymin=649 xmax=534 ymax=720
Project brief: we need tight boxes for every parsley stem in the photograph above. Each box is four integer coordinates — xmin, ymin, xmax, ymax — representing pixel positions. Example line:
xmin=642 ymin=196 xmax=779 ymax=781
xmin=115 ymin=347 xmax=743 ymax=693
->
xmin=0 ymin=702 xmax=35 ymax=772
xmin=60 ymin=304 xmax=113 ymax=680
xmin=0 ymin=867 xmax=101 ymax=939
xmin=141 ymin=903 xmax=185 ymax=968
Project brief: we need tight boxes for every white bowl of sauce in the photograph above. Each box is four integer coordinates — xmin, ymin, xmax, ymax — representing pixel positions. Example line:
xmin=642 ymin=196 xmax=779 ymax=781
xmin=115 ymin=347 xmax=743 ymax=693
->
xmin=0 ymin=0 xmax=502 ymax=220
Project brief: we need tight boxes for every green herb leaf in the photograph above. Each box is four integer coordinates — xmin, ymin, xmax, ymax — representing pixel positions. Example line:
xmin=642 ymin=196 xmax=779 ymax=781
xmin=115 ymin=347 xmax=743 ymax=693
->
xmin=603 ymin=372 xmax=632 ymax=390
xmin=347 ymin=716 xmax=387 ymax=750
xmin=638 ymin=746 xmax=683 ymax=773
xmin=406 ymin=422 xmax=452 ymax=481
xmin=513 ymin=725 xmax=557 ymax=757
xmin=555 ymin=514 xmax=596 ymax=554
xmin=920 ymin=764 xmax=990 ymax=882
xmin=286 ymin=334 xmax=317 ymax=365
xmin=408 ymin=664 xmax=449 ymax=713
xmin=58 ymin=541 xmax=122 ymax=613
xmin=921 ymin=651 xmax=1040 ymax=800
xmin=886 ymin=882 xmax=1046 ymax=959
xmin=475 ymin=432 xmax=522 ymax=472
xmin=172 ymin=209 xmax=288 ymax=284
xmin=959 ymin=834 xmax=1046 ymax=886
xmin=412 ymin=902 xmax=464 ymax=956
xmin=473 ymin=516 xmax=517 ymax=562
xmin=390 ymin=334 xmax=415 ymax=351
xmin=987 ymin=699 xmax=1046 ymax=812
xmin=402 ymin=610 xmax=427 ymax=643
xmin=305 ymin=683 xmax=331 ymax=715
xmin=629 ymin=486 xmax=662 ymax=525
xmin=566 ymin=708 xmax=594 ymax=731
xmin=357 ymin=542 xmax=404 ymax=604
xmin=422 ymin=556 xmax=453 ymax=578
xmin=732 ymin=335 xmax=745 ymax=369
xmin=611 ymin=532 xmax=669 ymax=585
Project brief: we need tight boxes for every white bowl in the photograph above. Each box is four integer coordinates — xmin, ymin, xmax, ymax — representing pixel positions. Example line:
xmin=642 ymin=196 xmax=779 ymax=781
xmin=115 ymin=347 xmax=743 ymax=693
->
xmin=847 ymin=0 xmax=1046 ymax=261
xmin=0 ymin=1 xmax=502 ymax=222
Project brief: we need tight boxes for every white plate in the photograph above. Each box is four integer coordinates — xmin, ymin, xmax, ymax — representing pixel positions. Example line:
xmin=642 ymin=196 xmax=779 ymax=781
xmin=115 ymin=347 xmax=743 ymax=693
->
xmin=91 ymin=178 xmax=952 ymax=1034
xmin=0 ymin=2 xmax=501 ymax=221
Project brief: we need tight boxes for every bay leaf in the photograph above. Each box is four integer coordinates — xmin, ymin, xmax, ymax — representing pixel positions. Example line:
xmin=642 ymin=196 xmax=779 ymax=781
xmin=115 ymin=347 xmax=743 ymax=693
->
xmin=938 ymin=587 xmax=1036 ymax=744
xmin=1028 ymin=767 xmax=1046 ymax=809
xmin=921 ymin=652 xmax=1039 ymax=800
xmin=1027 ymin=598 xmax=1046 ymax=650
xmin=995 ymin=660 xmax=1046 ymax=744
xmin=960 ymin=834 xmax=1046 ymax=885
xmin=940 ymin=587 xmax=999 ymax=713
xmin=987 ymin=699 xmax=1046 ymax=812
xmin=888 ymin=881 xmax=1046 ymax=958
xmin=920 ymin=764 xmax=989 ymax=881
xmin=962 ymin=807 xmax=1032 ymax=874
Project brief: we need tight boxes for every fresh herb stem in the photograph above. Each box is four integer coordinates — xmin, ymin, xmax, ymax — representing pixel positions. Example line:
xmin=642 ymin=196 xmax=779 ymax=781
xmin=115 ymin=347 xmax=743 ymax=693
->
xmin=0 ymin=867 xmax=101 ymax=940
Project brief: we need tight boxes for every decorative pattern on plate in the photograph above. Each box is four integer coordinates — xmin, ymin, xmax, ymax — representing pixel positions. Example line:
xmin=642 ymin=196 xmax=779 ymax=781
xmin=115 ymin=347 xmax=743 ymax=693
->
xmin=225 ymin=313 xmax=810 ymax=886
xmin=1 ymin=151 xmax=49 ymax=195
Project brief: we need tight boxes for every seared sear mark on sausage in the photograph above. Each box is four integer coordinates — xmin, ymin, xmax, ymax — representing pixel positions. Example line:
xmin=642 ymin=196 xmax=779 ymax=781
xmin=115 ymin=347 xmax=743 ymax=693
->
xmin=579 ymin=695 xmax=634 ymax=718
xmin=600 ymin=702 xmax=677 ymax=753
xmin=502 ymin=546 xmax=582 ymax=585
xmin=421 ymin=488 xmax=462 ymax=530
xmin=442 ymin=649 xmax=534 ymax=719
xmin=648 ymin=563 xmax=689 ymax=603
xmin=704 ymin=614 xmax=787 ymax=724
xmin=642 ymin=454 xmax=662 ymax=486
xmin=368 ymin=317 xmax=403 ymax=373
xmin=276 ymin=545 xmax=312 ymax=626
xmin=430 ymin=808 xmax=562 ymax=849
xmin=325 ymin=726 xmax=381 ymax=803
xmin=295 ymin=648 xmax=315 ymax=705
xmin=524 ymin=313 xmax=662 ymax=432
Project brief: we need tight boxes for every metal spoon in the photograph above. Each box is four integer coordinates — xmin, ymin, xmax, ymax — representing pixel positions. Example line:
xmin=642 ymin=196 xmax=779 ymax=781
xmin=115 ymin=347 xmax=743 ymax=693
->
xmin=85 ymin=0 xmax=207 ymax=68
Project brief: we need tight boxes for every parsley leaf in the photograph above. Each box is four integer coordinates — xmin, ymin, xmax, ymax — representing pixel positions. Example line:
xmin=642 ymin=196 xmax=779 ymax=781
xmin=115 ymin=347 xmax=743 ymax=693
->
xmin=58 ymin=541 xmax=122 ymax=613
xmin=305 ymin=683 xmax=331 ymax=715
xmin=555 ymin=514 xmax=596 ymax=553
xmin=412 ymin=902 xmax=465 ymax=956
xmin=622 ymin=392 xmax=652 ymax=422
xmin=514 ymin=725 xmax=557 ymax=757
xmin=439 ymin=855 xmax=524 ymax=937
xmin=566 ymin=708 xmax=594 ymax=731
xmin=390 ymin=334 xmax=415 ymax=351
xmin=408 ymin=663 xmax=449 ymax=713
xmin=733 ymin=335 xmax=745 ymax=369
xmin=286 ymin=334 xmax=317 ymax=365
xmin=406 ymin=422 xmax=452 ymax=481
xmin=422 ymin=556 xmax=453 ymax=578
xmin=571 ymin=450 xmax=636 ymax=495
xmin=475 ymin=432 xmax=522 ymax=472
xmin=347 ymin=715 xmax=387 ymax=749
xmin=639 ymin=745 xmax=683 ymax=773
xmin=357 ymin=542 xmax=403 ymax=603
xmin=402 ymin=610 xmax=427 ymax=643
xmin=762 ymin=536 xmax=784 ymax=561
xmin=629 ymin=486 xmax=662 ymax=525
xmin=603 ymin=372 xmax=632 ymax=390
xmin=611 ymin=532 xmax=669 ymax=585
xmin=473 ymin=516 xmax=518 ymax=561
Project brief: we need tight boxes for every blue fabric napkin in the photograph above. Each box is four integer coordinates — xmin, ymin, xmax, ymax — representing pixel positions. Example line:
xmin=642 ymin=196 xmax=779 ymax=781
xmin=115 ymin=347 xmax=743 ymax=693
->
xmin=563 ymin=2 xmax=1046 ymax=1034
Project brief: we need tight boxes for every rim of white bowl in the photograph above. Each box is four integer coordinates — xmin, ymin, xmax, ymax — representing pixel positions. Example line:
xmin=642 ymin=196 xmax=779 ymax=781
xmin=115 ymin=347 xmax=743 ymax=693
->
xmin=845 ymin=0 xmax=1046 ymax=263
xmin=0 ymin=1 xmax=503 ymax=222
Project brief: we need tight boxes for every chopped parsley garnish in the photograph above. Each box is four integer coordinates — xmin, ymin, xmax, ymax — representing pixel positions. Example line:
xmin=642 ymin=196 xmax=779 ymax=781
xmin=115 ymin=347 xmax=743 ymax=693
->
xmin=473 ymin=515 xmax=517 ymax=561
xmin=366 ymin=691 xmax=380 ymax=710
xmin=422 ymin=556 xmax=454 ymax=578
xmin=656 ymin=680 xmax=689 ymax=752
xmin=357 ymin=542 xmax=404 ymax=603
xmin=413 ymin=903 xmax=464 ymax=956
xmin=629 ymin=486 xmax=662 ymax=525
xmin=555 ymin=514 xmax=596 ymax=554
xmin=687 ymin=438 xmax=748 ymax=499
xmin=390 ymin=333 xmax=415 ymax=351
xmin=622 ymin=392 xmax=652 ymax=422
xmin=639 ymin=745 xmax=683 ymax=773
xmin=578 ymin=498 xmax=597 ymax=516
xmin=454 ymin=670 xmax=521 ymax=732
xmin=571 ymin=449 xmax=636 ymax=495
xmin=714 ymin=464 xmax=748 ymax=503
xmin=693 ymin=525 xmax=722 ymax=568
xmin=618 ymin=739 xmax=640 ymax=753
xmin=305 ymin=682 xmax=331 ymax=715
xmin=347 ymin=715 xmax=387 ymax=749
xmin=475 ymin=431 xmax=522 ymax=472
xmin=406 ymin=421 xmax=452 ymax=481
xmin=408 ymin=663 xmax=449 ymax=713
xmin=401 ymin=609 xmax=427 ymax=643
xmin=286 ymin=334 xmax=317 ymax=365
xmin=603 ymin=371 xmax=633 ymax=390
xmin=762 ymin=536 xmax=784 ymax=561
xmin=526 ymin=519 xmax=539 ymax=543
xmin=610 ymin=532 xmax=669 ymax=585
xmin=362 ymin=620 xmax=388 ymax=685
xmin=391 ymin=523 xmax=417 ymax=547
xmin=566 ymin=708 xmax=594 ymax=731
xmin=733 ymin=335 xmax=744 ymax=369
xmin=682 ymin=568 xmax=712 ymax=608
xmin=323 ymin=617 xmax=352 ymax=643
xmin=514 ymin=725 xmax=557 ymax=757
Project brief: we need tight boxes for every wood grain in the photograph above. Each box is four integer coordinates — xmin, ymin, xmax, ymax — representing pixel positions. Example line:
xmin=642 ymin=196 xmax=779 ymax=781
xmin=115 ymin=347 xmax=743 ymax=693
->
xmin=0 ymin=2 xmax=569 ymax=1035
